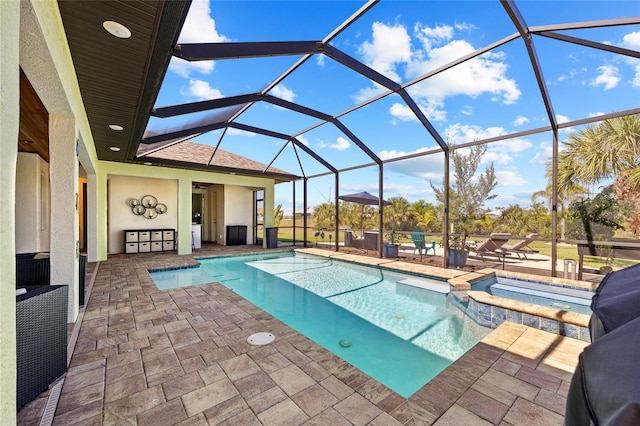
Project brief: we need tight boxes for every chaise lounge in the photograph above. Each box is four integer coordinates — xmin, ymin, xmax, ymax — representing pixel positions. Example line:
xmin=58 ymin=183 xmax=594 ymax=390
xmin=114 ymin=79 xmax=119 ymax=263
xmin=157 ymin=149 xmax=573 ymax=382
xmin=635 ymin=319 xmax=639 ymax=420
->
xmin=501 ymin=232 xmax=539 ymax=259
xmin=471 ymin=233 xmax=512 ymax=261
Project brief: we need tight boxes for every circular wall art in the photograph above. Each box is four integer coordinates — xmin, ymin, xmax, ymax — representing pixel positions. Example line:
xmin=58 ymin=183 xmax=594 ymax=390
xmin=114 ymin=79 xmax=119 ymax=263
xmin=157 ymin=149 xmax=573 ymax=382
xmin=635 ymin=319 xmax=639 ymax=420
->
xmin=145 ymin=208 xmax=158 ymax=219
xmin=132 ymin=204 xmax=146 ymax=216
xmin=128 ymin=195 xmax=166 ymax=219
xmin=141 ymin=195 xmax=157 ymax=208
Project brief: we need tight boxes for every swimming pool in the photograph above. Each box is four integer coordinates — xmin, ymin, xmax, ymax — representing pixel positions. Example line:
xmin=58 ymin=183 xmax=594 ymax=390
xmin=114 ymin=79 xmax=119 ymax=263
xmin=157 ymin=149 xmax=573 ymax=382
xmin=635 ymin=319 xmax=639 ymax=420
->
xmin=471 ymin=276 xmax=594 ymax=315
xmin=150 ymin=251 xmax=490 ymax=397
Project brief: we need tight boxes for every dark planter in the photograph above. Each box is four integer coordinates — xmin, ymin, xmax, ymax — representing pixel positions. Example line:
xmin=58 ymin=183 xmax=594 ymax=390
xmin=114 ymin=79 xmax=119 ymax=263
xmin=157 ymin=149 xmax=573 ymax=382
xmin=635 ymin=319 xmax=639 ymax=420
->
xmin=383 ymin=244 xmax=399 ymax=258
xmin=449 ymin=249 xmax=469 ymax=268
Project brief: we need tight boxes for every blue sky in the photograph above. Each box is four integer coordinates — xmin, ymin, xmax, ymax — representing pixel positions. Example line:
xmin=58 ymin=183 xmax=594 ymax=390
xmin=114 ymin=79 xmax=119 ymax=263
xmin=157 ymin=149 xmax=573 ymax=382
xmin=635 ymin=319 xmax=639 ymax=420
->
xmin=150 ymin=0 xmax=640 ymax=214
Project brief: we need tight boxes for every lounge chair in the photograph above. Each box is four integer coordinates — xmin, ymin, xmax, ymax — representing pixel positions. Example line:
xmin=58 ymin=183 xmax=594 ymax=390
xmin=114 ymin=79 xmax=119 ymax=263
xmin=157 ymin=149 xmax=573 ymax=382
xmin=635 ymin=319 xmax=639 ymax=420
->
xmin=471 ymin=233 xmax=512 ymax=261
xmin=502 ymin=233 xmax=539 ymax=259
xmin=410 ymin=228 xmax=436 ymax=256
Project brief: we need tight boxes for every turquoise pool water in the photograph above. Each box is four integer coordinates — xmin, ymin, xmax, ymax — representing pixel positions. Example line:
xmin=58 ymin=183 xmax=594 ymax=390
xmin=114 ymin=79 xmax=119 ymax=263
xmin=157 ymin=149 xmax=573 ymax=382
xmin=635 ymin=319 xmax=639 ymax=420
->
xmin=472 ymin=276 xmax=594 ymax=315
xmin=150 ymin=252 xmax=490 ymax=397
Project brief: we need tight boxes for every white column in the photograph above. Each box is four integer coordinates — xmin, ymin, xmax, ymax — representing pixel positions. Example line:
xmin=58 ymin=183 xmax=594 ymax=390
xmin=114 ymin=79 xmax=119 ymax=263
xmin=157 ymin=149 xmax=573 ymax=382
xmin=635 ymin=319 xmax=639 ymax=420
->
xmin=87 ymin=170 xmax=107 ymax=262
xmin=0 ymin=1 xmax=19 ymax=422
xmin=263 ymin=184 xmax=275 ymax=248
xmin=178 ymin=178 xmax=193 ymax=255
xmin=49 ymin=114 xmax=79 ymax=322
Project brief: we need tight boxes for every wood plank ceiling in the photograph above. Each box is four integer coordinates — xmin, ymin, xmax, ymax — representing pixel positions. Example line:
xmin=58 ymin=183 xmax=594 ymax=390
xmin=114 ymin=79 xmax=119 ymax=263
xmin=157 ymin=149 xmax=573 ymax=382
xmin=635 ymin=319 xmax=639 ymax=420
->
xmin=19 ymin=69 xmax=49 ymax=162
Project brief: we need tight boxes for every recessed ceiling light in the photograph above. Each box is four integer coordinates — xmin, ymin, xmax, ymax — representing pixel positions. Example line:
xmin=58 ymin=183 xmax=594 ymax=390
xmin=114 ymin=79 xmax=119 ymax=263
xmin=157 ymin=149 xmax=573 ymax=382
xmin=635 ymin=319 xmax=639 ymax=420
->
xmin=103 ymin=21 xmax=131 ymax=39
xmin=109 ymin=146 xmax=121 ymax=152
xmin=109 ymin=124 xmax=123 ymax=131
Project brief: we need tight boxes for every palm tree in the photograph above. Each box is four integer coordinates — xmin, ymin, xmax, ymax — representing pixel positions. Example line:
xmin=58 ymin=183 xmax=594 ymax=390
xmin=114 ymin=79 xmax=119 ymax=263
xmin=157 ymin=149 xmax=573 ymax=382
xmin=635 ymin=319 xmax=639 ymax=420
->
xmin=384 ymin=197 xmax=413 ymax=234
xmin=531 ymin=181 xmax=585 ymax=240
xmin=555 ymin=114 xmax=640 ymax=236
xmin=311 ymin=202 xmax=335 ymax=230
xmin=557 ymin=114 xmax=640 ymax=189
xmin=414 ymin=208 xmax=438 ymax=232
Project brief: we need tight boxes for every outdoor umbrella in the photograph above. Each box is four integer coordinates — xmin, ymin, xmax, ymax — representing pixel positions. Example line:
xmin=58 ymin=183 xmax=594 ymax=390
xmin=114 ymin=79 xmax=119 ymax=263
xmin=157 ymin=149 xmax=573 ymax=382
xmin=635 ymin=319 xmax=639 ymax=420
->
xmin=338 ymin=191 xmax=389 ymax=236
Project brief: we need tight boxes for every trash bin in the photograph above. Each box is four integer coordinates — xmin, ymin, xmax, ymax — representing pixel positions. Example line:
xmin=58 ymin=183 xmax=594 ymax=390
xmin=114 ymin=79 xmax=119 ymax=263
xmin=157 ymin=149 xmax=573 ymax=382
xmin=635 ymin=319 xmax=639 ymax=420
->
xmin=266 ymin=227 xmax=278 ymax=248
xmin=564 ymin=258 xmax=576 ymax=280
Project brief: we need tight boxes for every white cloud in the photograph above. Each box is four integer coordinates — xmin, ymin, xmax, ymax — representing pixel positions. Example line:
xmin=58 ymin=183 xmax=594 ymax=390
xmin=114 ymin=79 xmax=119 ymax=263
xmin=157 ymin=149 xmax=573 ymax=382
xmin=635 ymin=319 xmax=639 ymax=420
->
xmin=513 ymin=115 xmax=529 ymax=126
xmin=495 ymin=170 xmax=528 ymax=186
xmin=378 ymin=147 xmax=444 ymax=179
xmin=389 ymin=103 xmax=416 ymax=122
xmin=169 ymin=0 xmax=229 ymax=78
xmin=354 ymin=84 xmax=387 ymax=103
xmin=530 ymin=142 xmax=553 ymax=165
xmin=270 ymin=84 xmax=296 ymax=102
xmin=292 ymin=135 xmax=310 ymax=147
xmin=169 ymin=57 xmax=214 ymax=79
xmin=620 ymin=32 xmax=640 ymax=87
xmin=383 ymin=182 xmax=435 ymax=200
xmin=555 ymin=114 xmax=574 ymax=133
xmin=359 ymin=22 xmax=412 ymax=82
xmin=227 ymin=128 xmax=256 ymax=137
xmin=443 ymin=123 xmax=532 ymax=166
xmin=461 ymin=105 xmax=473 ymax=116
xmin=355 ymin=21 xmax=521 ymax=119
xmin=181 ymin=79 xmax=223 ymax=101
xmin=319 ymin=137 xmax=350 ymax=151
xmin=414 ymin=23 xmax=454 ymax=50
xmin=178 ymin=0 xmax=228 ymax=43
xmin=443 ymin=123 xmax=506 ymax=145
xmin=589 ymin=65 xmax=620 ymax=90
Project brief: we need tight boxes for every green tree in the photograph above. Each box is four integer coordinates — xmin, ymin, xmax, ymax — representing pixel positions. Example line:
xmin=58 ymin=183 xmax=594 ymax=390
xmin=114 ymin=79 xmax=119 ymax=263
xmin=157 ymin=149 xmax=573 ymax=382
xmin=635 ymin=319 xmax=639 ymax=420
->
xmin=555 ymin=114 xmax=640 ymax=237
xmin=431 ymin=144 xmax=498 ymax=235
xmin=384 ymin=197 xmax=413 ymax=232
xmin=494 ymin=203 xmax=551 ymax=238
xmin=412 ymin=201 xmax=438 ymax=232
xmin=311 ymin=202 xmax=335 ymax=230
xmin=531 ymin=180 xmax=585 ymax=240
xmin=557 ymin=114 xmax=640 ymax=190
xmin=274 ymin=204 xmax=284 ymax=227
xmin=566 ymin=185 xmax=626 ymax=241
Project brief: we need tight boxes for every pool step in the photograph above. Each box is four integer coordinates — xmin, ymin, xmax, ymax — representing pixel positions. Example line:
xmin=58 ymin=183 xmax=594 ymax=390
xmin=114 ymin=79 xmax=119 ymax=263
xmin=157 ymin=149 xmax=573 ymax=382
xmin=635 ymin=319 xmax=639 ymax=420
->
xmin=398 ymin=278 xmax=450 ymax=294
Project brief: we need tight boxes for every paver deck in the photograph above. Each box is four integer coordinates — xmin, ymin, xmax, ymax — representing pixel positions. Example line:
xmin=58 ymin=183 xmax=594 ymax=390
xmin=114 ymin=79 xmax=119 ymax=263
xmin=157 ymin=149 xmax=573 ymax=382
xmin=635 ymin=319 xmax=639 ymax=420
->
xmin=18 ymin=244 xmax=589 ymax=425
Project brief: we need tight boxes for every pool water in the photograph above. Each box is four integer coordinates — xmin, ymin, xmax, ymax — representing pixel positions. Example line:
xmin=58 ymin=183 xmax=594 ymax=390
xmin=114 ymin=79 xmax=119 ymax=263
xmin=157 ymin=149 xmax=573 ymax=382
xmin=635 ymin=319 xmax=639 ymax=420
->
xmin=150 ymin=252 xmax=490 ymax=397
xmin=472 ymin=276 xmax=594 ymax=315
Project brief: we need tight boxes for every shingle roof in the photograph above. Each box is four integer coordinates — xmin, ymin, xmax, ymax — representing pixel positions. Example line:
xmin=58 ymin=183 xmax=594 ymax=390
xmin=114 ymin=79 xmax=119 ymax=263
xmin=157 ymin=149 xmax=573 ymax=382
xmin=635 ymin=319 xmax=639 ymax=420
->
xmin=146 ymin=141 xmax=294 ymax=177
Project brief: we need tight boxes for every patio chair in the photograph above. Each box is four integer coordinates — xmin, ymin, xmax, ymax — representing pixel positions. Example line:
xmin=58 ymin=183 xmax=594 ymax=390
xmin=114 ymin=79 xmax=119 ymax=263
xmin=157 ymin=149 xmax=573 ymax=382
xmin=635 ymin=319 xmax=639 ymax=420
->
xmin=344 ymin=230 xmax=364 ymax=249
xmin=502 ymin=233 xmax=539 ymax=259
xmin=471 ymin=233 xmax=512 ymax=261
xmin=410 ymin=228 xmax=436 ymax=256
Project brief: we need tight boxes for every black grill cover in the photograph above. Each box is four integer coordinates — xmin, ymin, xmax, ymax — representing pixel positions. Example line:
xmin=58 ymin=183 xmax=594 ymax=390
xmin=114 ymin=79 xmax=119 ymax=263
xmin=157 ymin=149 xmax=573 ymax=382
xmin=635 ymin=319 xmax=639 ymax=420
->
xmin=591 ymin=263 xmax=640 ymax=339
xmin=566 ymin=315 xmax=640 ymax=426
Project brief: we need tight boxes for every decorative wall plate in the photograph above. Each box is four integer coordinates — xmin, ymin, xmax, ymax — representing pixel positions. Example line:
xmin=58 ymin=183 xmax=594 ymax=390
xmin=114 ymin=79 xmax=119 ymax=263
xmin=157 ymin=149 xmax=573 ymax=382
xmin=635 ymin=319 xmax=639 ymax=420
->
xmin=145 ymin=208 xmax=158 ymax=219
xmin=141 ymin=195 xmax=157 ymax=208
xmin=132 ymin=204 xmax=146 ymax=215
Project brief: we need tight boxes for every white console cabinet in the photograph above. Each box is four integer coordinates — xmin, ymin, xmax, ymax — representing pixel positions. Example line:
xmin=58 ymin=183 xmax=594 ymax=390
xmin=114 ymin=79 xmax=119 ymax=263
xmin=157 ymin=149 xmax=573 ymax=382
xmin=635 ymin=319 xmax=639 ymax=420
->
xmin=125 ymin=229 xmax=175 ymax=253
